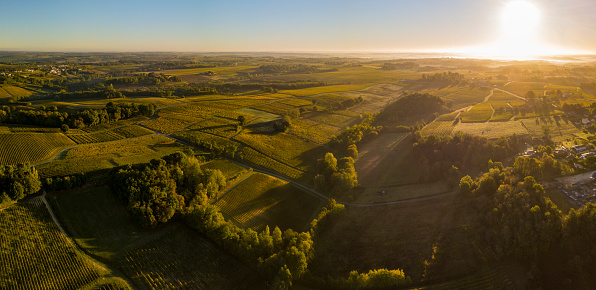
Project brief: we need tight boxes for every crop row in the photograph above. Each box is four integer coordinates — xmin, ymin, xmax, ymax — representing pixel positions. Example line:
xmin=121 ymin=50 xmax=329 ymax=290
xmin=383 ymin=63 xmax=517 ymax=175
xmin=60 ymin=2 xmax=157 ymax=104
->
xmin=121 ymin=226 xmax=262 ymax=289
xmin=0 ymin=133 xmax=75 ymax=165
xmin=67 ymin=130 xmax=126 ymax=144
xmin=239 ymin=146 xmax=311 ymax=184
xmin=112 ymin=125 xmax=154 ymax=138
xmin=0 ymin=199 xmax=101 ymax=289
xmin=421 ymin=121 xmax=455 ymax=137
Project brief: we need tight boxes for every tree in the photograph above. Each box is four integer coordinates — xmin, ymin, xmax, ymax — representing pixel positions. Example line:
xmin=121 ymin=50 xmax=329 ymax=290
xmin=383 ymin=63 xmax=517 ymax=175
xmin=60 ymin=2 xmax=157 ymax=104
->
xmin=238 ymin=115 xmax=247 ymax=126
xmin=346 ymin=144 xmax=358 ymax=159
xmin=525 ymin=90 xmax=536 ymax=100
xmin=60 ymin=124 xmax=69 ymax=132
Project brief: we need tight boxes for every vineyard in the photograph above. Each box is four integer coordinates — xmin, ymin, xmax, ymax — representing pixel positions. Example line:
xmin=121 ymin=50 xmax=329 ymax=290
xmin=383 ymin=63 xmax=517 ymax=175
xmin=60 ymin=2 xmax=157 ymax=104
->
xmin=189 ymin=117 xmax=239 ymax=138
xmin=111 ymin=125 xmax=154 ymax=138
xmin=306 ymin=112 xmax=357 ymax=128
xmin=420 ymin=121 xmax=455 ymax=137
xmin=233 ymin=130 xmax=320 ymax=171
xmin=0 ymin=133 xmax=75 ymax=165
xmin=36 ymin=135 xmax=189 ymax=177
xmin=2 ymin=85 xmax=34 ymax=98
xmin=0 ymin=199 xmax=102 ymax=289
xmin=141 ymin=113 xmax=200 ymax=134
xmin=216 ymin=172 xmax=323 ymax=231
xmin=459 ymin=103 xmax=493 ymax=123
xmin=238 ymin=146 xmax=312 ymax=185
xmin=201 ymin=159 xmax=248 ymax=180
xmin=121 ymin=225 xmax=264 ymax=289
xmin=288 ymin=118 xmax=339 ymax=144
xmin=67 ymin=131 xmax=126 ymax=144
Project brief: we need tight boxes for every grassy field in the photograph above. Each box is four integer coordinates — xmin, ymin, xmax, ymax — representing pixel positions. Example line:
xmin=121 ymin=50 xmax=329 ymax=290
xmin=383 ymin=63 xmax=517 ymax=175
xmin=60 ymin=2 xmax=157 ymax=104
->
xmin=0 ymin=133 xmax=75 ymax=165
xmin=459 ymin=103 xmax=493 ymax=123
xmin=36 ymin=135 xmax=190 ymax=177
xmin=48 ymin=185 xmax=148 ymax=260
xmin=453 ymin=121 xmax=529 ymax=139
xmin=435 ymin=111 xmax=460 ymax=121
xmin=121 ymin=224 xmax=265 ymax=289
xmin=352 ymin=133 xmax=449 ymax=203
xmin=520 ymin=116 xmax=583 ymax=143
xmin=236 ymin=107 xmax=278 ymax=122
xmin=310 ymin=194 xmax=475 ymax=282
xmin=0 ymin=199 xmax=103 ymax=289
xmin=215 ymin=172 xmax=324 ymax=231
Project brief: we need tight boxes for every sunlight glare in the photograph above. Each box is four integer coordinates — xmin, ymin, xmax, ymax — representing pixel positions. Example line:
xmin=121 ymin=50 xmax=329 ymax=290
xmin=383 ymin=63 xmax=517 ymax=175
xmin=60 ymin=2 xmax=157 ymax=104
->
xmin=501 ymin=1 xmax=540 ymax=40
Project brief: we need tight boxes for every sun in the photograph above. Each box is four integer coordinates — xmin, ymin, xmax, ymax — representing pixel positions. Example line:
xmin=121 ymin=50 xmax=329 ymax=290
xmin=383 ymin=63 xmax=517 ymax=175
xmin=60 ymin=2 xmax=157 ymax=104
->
xmin=501 ymin=1 xmax=541 ymax=40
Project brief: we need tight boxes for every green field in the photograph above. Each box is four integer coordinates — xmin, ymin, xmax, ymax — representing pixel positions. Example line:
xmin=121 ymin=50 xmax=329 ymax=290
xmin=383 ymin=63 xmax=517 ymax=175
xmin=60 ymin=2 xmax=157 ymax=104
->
xmin=0 ymin=199 xmax=103 ymax=289
xmin=0 ymin=133 xmax=75 ymax=165
xmin=215 ymin=172 xmax=323 ymax=231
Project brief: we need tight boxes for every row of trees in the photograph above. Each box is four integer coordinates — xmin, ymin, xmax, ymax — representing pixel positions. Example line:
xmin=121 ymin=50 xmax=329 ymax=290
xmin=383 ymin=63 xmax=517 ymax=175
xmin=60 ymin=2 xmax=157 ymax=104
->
xmin=42 ymin=173 xmax=86 ymax=192
xmin=2 ymin=102 xmax=156 ymax=129
xmin=420 ymin=72 xmax=467 ymax=85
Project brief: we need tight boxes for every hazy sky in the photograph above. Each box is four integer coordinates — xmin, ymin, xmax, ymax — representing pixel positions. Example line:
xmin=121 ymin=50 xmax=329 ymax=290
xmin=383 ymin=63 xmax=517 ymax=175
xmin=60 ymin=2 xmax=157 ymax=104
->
xmin=1 ymin=0 xmax=595 ymax=53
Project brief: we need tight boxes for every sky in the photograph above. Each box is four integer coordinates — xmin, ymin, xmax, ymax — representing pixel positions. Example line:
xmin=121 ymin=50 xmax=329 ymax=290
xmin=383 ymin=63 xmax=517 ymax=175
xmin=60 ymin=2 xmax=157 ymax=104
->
xmin=1 ymin=0 xmax=596 ymax=54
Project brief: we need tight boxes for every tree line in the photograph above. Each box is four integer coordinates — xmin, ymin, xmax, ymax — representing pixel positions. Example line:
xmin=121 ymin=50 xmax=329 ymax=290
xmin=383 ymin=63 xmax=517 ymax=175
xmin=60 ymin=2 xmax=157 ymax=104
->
xmin=1 ymin=102 xmax=156 ymax=129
